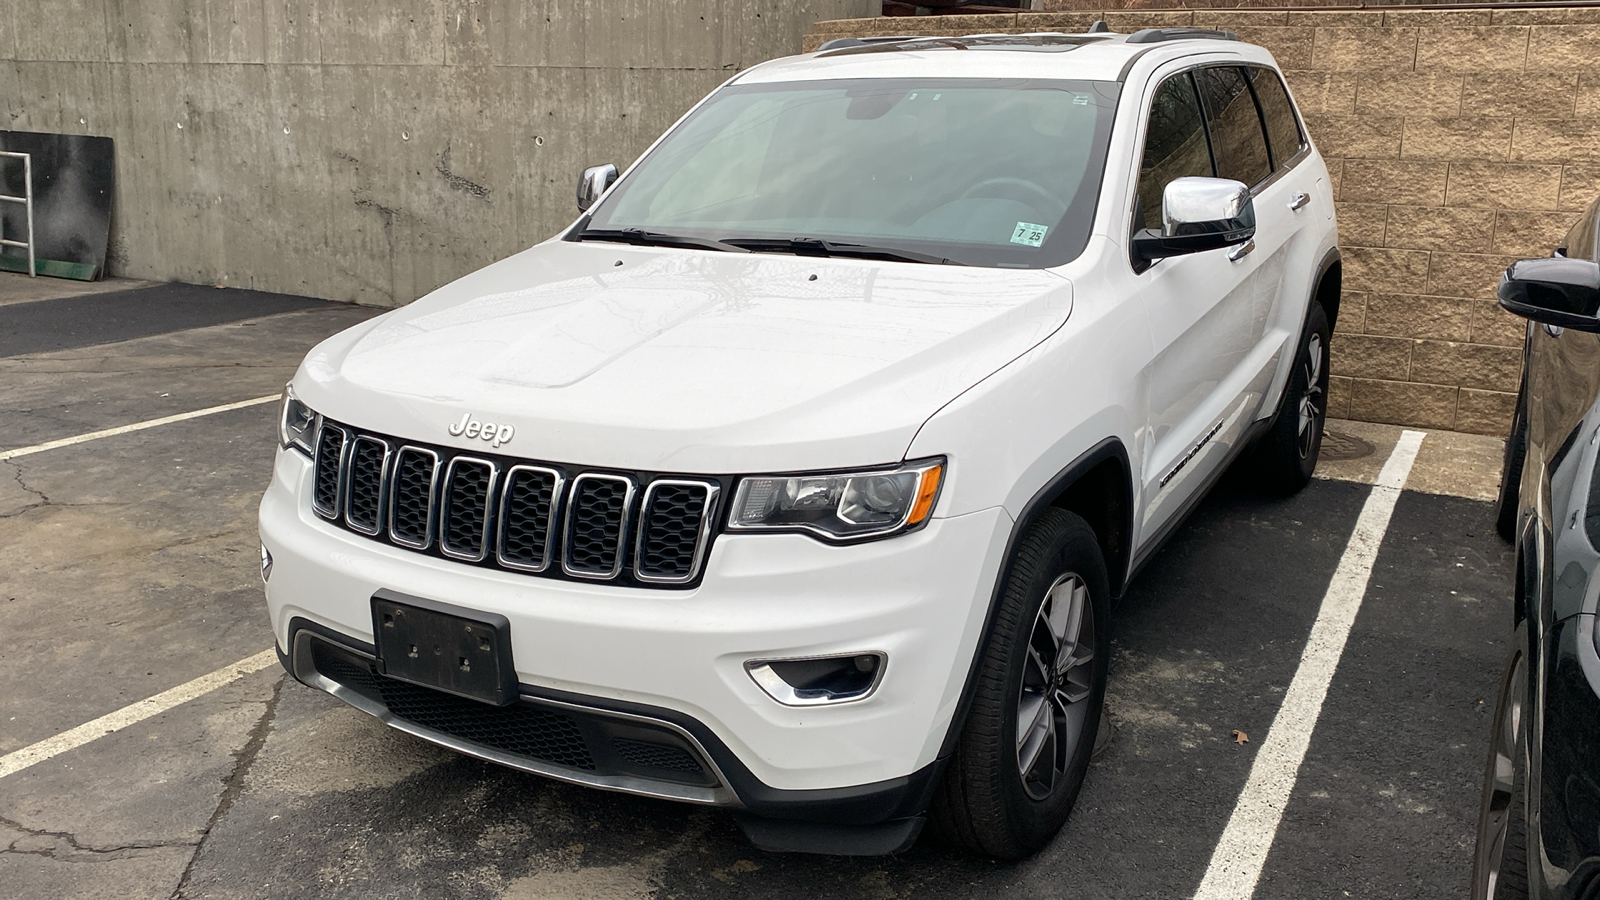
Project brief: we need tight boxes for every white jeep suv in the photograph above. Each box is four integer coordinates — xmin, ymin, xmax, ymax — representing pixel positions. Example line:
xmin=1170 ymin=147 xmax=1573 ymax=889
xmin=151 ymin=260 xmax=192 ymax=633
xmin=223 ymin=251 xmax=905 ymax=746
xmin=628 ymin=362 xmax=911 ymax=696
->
xmin=260 ymin=27 xmax=1338 ymax=858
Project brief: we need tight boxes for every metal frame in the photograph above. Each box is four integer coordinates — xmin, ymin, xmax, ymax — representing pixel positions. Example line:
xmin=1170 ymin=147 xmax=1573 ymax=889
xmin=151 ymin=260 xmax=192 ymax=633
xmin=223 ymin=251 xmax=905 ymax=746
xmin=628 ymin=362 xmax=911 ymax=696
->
xmin=495 ymin=465 xmax=566 ymax=574
xmin=562 ymin=473 xmax=636 ymax=580
xmin=439 ymin=457 xmax=500 ymax=562
xmin=0 ymin=151 xmax=35 ymax=277
xmin=387 ymin=446 xmax=442 ymax=551
xmin=633 ymin=479 xmax=721 ymax=585
xmin=342 ymin=436 xmax=392 ymax=537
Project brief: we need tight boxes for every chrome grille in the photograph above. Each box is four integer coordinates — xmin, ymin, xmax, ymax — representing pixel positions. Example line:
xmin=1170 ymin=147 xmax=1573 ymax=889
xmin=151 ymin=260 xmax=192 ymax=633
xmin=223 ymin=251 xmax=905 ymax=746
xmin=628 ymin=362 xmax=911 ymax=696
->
xmin=497 ymin=466 xmax=562 ymax=573
xmin=310 ymin=419 xmax=720 ymax=588
xmin=388 ymin=448 xmax=438 ymax=549
xmin=563 ymin=474 xmax=634 ymax=579
xmin=635 ymin=481 xmax=719 ymax=584
xmin=344 ymin=436 xmax=389 ymax=535
xmin=312 ymin=424 xmax=348 ymax=518
xmin=440 ymin=458 xmax=496 ymax=562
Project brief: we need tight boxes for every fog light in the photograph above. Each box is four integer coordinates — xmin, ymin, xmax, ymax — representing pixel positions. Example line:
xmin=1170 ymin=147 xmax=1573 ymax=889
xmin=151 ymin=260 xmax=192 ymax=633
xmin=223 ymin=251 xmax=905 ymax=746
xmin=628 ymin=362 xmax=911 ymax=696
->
xmin=746 ymin=653 xmax=886 ymax=706
xmin=260 ymin=544 xmax=273 ymax=582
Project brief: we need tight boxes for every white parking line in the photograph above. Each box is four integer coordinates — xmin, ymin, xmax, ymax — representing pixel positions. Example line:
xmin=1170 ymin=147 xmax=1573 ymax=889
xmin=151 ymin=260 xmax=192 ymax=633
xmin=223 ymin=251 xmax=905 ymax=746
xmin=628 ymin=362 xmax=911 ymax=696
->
xmin=1193 ymin=429 xmax=1426 ymax=900
xmin=0 ymin=650 xmax=278 ymax=780
xmin=0 ymin=394 xmax=278 ymax=461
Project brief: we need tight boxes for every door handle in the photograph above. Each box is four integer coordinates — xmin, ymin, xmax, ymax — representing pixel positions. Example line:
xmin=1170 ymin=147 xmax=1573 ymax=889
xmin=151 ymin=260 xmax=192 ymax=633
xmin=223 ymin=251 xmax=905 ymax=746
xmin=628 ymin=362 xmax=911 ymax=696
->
xmin=1288 ymin=192 xmax=1311 ymax=211
xmin=1228 ymin=239 xmax=1256 ymax=262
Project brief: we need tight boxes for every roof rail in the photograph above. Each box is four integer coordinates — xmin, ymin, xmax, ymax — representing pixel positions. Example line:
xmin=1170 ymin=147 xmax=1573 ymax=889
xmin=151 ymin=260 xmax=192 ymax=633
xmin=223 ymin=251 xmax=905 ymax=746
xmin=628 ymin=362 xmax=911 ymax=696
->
xmin=818 ymin=33 xmax=1112 ymax=58
xmin=1125 ymin=27 xmax=1239 ymax=44
xmin=815 ymin=35 xmax=924 ymax=53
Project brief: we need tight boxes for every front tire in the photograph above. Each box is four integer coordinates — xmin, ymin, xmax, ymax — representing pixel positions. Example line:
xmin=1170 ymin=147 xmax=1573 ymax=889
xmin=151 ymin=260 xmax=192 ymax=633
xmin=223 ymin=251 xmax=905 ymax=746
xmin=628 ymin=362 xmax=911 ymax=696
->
xmin=931 ymin=509 xmax=1110 ymax=858
xmin=1472 ymin=623 xmax=1531 ymax=899
xmin=1252 ymin=302 xmax=1331 ymax=495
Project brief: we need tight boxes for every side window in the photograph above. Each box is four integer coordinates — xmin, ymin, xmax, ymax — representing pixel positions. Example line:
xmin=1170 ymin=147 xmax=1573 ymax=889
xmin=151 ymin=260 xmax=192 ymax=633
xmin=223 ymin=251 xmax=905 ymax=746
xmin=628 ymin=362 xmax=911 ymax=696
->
xmin=1249 ymin=68 xmax=1305 ymax=171
xmin=1135 ymin=72 xmax=1214 ymax=232
xmin=1194 ymin=66 xmax=1272 ymax=188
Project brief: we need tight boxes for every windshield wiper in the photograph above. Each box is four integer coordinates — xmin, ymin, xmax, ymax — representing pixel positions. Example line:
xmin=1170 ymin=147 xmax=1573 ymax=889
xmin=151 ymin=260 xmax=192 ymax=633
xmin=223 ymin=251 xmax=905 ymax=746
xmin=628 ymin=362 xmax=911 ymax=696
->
xmin=573 ymin=227 xmax=749 ymax=254
xmin=719 ymin=237 xmax=959 ymax=266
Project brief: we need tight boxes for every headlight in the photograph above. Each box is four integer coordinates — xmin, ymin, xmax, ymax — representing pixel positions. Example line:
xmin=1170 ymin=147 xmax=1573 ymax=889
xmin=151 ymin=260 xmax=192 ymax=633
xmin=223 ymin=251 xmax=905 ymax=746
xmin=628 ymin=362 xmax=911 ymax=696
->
xmin=278 ymin=383 xmax=319 ymax=456
xmin=728 ymin=458 xmax=944 ymax=541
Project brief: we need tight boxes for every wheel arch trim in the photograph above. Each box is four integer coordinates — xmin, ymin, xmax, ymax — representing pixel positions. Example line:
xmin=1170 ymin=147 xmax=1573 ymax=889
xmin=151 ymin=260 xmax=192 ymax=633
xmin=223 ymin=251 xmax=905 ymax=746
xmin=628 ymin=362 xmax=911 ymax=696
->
xmin=934 ymin=437 xmax=1133 ymax=762
xmin=1314 ymin=246 xmax=1342 ymax=331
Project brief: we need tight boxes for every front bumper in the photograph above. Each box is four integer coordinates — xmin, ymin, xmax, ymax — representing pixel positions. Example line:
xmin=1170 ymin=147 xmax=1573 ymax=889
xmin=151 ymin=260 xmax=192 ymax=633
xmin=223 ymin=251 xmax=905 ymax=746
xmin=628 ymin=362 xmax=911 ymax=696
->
xmin=260 ymin=448 xmax=1010 ymax=816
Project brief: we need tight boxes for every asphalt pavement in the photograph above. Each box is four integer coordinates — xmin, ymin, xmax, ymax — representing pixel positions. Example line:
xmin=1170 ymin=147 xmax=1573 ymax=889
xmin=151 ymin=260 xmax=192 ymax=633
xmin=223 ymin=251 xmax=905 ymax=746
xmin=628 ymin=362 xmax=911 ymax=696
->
xmin=0 ymin=274 xmax=1514 ymax=899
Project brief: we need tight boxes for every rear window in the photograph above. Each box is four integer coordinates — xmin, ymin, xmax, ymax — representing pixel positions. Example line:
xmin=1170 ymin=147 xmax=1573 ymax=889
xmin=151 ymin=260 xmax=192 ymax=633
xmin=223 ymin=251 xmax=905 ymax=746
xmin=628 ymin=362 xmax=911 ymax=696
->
xmin=1249 ymin=68 xmax=1305 ymax=171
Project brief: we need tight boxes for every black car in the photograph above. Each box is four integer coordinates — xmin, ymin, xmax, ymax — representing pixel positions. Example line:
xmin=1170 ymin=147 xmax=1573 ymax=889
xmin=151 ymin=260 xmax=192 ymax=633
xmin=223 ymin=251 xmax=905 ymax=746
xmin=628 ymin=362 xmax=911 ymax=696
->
xmin=1479 ymin=198 xmax=1600 ymax=899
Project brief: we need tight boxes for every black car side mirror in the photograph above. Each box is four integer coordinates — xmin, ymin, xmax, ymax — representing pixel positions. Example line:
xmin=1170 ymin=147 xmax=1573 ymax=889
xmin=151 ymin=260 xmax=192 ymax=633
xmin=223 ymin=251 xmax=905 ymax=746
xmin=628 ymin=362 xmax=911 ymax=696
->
xmin=1498 ymin=257 xmax=1600 ymax=332
xmin=1132 ymin=177 xmax=1256 ymax=265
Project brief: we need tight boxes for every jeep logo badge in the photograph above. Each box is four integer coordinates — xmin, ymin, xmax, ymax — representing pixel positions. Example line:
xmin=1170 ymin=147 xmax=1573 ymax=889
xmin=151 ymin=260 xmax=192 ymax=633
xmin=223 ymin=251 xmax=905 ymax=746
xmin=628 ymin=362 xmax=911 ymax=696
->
xmin=448 ymin=413 xmax=515 ymax=448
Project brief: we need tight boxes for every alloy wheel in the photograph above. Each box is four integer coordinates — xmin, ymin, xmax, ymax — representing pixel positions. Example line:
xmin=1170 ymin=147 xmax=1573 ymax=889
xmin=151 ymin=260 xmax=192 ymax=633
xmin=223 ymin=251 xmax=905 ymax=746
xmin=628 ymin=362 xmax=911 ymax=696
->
xmin=1297 ymin=332 xmax=1326 ymax=460
xmin=1016 ymin=573 xmax=1097 ymax=801
xmin=1475 ymin=646 xmax=1528 ymax=898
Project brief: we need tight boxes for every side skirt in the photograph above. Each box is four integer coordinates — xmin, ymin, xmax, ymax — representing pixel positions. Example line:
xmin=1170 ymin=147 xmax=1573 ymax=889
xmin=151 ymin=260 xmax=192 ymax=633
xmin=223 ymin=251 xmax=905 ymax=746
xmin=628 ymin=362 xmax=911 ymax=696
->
xmin=1126 ymin=417 xmax=1273 ymax=585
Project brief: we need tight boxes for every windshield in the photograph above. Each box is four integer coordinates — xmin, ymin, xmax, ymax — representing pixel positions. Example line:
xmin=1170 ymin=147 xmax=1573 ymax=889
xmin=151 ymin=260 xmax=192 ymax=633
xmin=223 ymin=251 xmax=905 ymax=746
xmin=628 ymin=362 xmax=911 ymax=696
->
xmin=579 ymin=77 xmax=1121 ymax=268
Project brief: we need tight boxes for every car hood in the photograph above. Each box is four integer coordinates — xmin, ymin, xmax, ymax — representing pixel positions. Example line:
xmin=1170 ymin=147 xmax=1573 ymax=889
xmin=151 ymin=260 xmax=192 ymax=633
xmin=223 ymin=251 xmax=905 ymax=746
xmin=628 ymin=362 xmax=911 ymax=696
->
xmin=297 ymin=241 xmax=1072 ymax=473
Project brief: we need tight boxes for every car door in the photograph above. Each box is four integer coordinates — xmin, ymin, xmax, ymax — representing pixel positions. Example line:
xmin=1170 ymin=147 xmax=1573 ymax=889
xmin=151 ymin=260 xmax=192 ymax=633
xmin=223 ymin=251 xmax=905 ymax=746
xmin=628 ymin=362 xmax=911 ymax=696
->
xmin=1131 ymin=63 xmax=1271 ymax=542
xmin=1242 ymin=65 xmax=1324 ymax=407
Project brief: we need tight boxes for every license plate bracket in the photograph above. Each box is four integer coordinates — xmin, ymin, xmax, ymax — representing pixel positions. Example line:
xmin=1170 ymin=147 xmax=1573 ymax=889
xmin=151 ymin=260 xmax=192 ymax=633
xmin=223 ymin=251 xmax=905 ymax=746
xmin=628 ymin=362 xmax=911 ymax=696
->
xmin=371 ymin=590 xmax=518 ymax=707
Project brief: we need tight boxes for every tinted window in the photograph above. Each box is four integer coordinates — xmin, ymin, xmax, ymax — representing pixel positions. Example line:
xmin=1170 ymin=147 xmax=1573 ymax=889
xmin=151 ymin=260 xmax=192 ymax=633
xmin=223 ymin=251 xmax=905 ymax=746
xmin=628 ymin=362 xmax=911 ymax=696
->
xmin=1195 ymin=66 xmax=1272 ymax=187
xmin=1249 ymin=68 xmax=1304 ymax=170
xmin=1135 ymin=72 xmax=1213 ymax=231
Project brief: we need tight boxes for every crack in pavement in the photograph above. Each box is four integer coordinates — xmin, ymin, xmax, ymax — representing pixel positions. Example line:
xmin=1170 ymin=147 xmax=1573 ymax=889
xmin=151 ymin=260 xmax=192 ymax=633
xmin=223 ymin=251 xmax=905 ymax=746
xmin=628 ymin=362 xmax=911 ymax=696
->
xmin=169 ymin=674 xmax=284 ymax=900
xmin=0 ymin=460 xmax=126 ymax=521
xmin=2 ymin=460 xmax=50 ymax=519
xmin=0 ymin=813 xmax=195 ymax=861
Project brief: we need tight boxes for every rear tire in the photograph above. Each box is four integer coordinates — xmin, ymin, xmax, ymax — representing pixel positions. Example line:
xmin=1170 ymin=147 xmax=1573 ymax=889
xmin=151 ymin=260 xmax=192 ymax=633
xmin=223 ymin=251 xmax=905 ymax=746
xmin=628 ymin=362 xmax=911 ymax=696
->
xmin=930 ymin=509 xmax=1110 ymax=858
xmin=1472 ymin=624 xmax=1531 ymax=899
xmin=1251 ymin=302 xmax=1331 ymax=495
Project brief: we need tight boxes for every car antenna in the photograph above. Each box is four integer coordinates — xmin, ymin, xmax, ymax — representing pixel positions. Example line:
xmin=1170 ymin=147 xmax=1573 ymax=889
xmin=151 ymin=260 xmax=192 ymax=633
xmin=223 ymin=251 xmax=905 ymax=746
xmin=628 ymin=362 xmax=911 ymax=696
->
xmin=1088 ymin=20 xmax=1111 ymax=33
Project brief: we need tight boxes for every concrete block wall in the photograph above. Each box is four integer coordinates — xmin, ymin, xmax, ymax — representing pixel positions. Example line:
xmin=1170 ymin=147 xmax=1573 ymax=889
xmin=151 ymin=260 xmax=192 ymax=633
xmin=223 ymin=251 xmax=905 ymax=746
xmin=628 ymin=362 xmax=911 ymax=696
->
xmin=0 ymin=0 xmax=878 ymax=307
xmin=807 ymin=5 xmax=1600 ymax=435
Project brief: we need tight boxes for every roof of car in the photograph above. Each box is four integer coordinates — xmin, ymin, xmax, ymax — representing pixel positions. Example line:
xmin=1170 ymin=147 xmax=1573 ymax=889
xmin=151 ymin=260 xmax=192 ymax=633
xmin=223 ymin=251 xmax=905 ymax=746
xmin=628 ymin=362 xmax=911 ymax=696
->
xmin=736 ymin=30 xmax=1261 ymax=86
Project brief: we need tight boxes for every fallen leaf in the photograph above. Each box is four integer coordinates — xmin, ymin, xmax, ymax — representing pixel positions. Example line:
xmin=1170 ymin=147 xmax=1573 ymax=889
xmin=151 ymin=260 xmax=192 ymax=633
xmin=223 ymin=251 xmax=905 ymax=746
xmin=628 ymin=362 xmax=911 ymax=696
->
xmin=1231 ymin=729 xmax=1249 ymax=745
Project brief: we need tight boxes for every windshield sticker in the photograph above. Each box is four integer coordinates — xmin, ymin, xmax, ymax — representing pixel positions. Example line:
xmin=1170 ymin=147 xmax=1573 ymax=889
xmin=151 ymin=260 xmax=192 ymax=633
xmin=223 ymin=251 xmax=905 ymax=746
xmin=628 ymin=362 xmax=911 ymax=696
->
xmin=1010 ymin=222 xmax=1049 ymax=248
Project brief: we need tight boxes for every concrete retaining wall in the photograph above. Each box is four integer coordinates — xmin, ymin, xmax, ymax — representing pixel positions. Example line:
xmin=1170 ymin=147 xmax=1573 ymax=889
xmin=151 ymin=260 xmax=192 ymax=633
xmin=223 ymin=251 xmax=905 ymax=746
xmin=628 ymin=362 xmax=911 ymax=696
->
xmin=0 ymin=0 xmax=877 ymax=307
xmin=809 ymin=6 xmax=1600 ymax=435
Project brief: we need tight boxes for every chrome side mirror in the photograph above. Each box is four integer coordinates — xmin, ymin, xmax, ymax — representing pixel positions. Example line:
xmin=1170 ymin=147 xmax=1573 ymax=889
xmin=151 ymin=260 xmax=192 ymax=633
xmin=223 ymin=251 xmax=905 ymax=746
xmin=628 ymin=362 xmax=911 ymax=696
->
xmin=1132 ymin=176 xmax=1256 ymax=264
xmin=1499 ymin=256 xmax=1600 ymax=332
xmin=576 ymin=163 xmax=619 ymax=212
